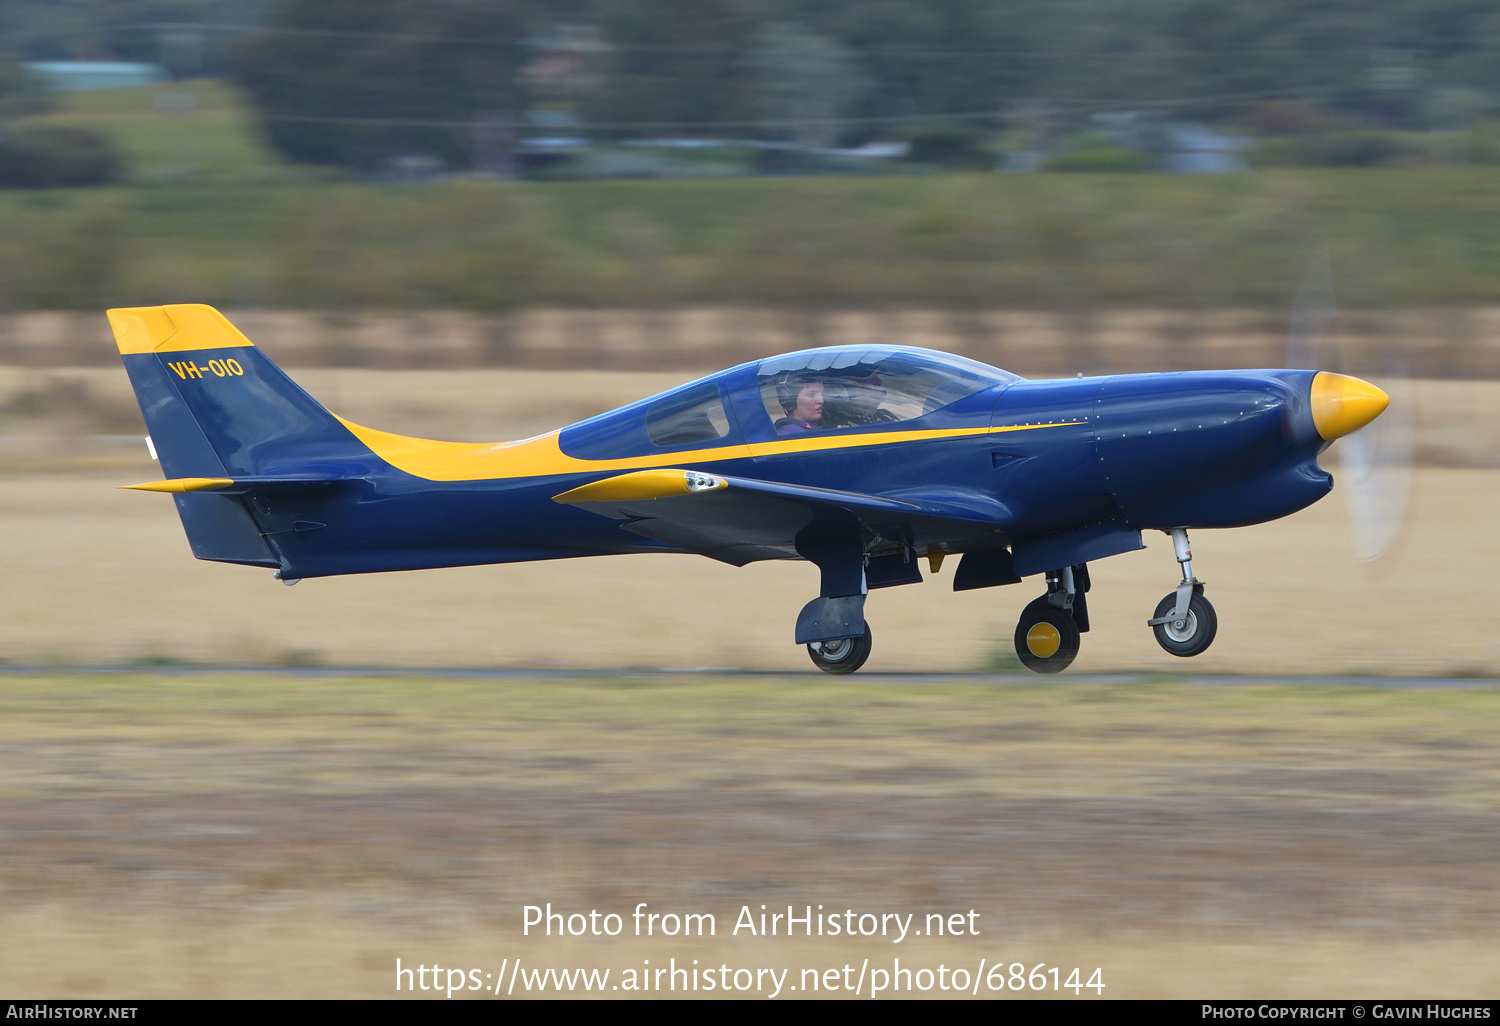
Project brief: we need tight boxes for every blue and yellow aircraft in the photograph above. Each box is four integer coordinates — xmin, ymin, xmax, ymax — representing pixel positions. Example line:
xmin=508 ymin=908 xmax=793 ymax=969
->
xmin=109 ymin=303 xmax=1389 ymax=674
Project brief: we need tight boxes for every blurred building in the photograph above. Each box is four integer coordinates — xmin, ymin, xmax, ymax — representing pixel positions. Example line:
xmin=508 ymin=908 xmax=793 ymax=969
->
xmin=1164 ymin=126 xmax=1251 ymax=173
xmin=509 ymin=25 xmax=610 ymax=176
xmin=26 ymin=62 xmax=169 ymax=92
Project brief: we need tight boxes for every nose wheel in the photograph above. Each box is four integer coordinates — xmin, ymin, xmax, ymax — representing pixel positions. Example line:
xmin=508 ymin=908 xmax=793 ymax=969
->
xmin=1147 ymin=528 xmax=1218 ymax=657
xmin=807 ymin=624 xmax=873 ymax=674
xmin=1151 ymin=591 xmax=1217 ymax=656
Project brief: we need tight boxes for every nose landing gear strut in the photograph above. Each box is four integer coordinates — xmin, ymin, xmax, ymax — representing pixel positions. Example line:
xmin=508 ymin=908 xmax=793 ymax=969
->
xmin=1148 ymin=528 xmax=1217 ymax=657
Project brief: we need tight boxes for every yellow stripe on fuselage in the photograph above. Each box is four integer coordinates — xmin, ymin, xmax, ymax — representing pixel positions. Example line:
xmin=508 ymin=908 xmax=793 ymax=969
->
xmin=335 ymin=417 xmax=1083 ymax=483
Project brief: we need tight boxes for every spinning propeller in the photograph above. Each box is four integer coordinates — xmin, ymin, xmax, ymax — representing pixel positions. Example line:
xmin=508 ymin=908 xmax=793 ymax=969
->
xmin=1287 ymin=253 xmax=1413 ymax=563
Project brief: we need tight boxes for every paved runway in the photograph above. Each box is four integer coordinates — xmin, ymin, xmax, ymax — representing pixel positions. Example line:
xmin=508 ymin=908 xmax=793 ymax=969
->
xmin=3 ymin=663 xmax=1496 ymax=688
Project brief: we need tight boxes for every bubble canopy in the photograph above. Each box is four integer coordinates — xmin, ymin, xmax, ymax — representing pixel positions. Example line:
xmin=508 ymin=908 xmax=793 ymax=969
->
xmin=558 ymin=345 xmax=1021 ymax=459
xmin=757 ymin=346 xmax=1020 ymax=433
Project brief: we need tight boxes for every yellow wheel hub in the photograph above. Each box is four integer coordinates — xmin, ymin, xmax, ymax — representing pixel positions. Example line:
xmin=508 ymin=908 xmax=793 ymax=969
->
xmin=1026 ymin=622 xmax=1062 ymax=658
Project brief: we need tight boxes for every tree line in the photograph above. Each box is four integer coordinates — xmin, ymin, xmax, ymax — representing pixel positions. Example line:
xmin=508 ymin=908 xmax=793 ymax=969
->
xmin=7 ymin=1 xmax=1500 ymax=170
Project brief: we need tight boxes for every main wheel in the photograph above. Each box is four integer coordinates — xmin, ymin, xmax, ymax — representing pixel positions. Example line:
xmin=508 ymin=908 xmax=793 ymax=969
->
xmin=808 ymin=624 xmax=873 ymax=675
xmin=1013 ymin=597 xmax=1081 ymax=674
xmin=1151 ymin=592 xmax=1218 ymax=657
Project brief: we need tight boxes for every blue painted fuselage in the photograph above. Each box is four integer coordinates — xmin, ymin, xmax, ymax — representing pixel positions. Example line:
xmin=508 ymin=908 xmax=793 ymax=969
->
xmin=124 ymin=344 xmax=1332 ymax=581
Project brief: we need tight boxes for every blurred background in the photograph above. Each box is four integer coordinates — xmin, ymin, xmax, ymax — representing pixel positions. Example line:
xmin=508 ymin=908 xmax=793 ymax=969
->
xmin=2 ymin=1 xmax=1500 ymax=998
xmin=0 ymin=0 xmax=1497 ymax=673
xmin=6 ymin=0 xmax=1500 ymax=321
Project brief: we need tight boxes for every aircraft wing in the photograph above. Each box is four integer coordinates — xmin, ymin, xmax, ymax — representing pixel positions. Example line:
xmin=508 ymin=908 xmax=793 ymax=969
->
xmin=553 ymin=469 xmax=1011 ymax=566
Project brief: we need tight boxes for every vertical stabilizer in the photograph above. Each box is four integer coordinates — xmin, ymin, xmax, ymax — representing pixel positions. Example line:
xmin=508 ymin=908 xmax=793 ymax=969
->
xmin=109 ymin=304 xmax=368 ymax=476
xmin=108 ymin=304 xmax=369 ymax=567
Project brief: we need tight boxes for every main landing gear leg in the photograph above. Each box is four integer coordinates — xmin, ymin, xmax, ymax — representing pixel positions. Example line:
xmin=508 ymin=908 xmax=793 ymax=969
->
xmin=1013 ymin=564 xmax=1087 ymax=674
xmin=1148 ymin=528 xmax=1217 ymax=657
xmin=795 ymin=518 xmax=872 ymax=675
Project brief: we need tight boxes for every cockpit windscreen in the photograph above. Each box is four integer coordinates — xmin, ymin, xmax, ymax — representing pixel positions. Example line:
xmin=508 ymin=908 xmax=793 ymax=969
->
xmin=756 ymin=347 xmax=1018 ymax=435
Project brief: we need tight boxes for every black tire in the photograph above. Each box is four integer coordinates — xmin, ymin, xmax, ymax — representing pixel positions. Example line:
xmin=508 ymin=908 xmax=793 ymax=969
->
xmin=1013 ymin=596 xmax=1081 ymax=674
xmin=1151 ymin=592 xmax=1218 ymax=657
xmin=808 ymin=624 xmax=873 ymax=675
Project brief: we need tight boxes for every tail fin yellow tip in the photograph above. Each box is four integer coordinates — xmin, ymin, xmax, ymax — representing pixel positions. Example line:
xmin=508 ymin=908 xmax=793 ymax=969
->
xmin=107 ymin=304 xmax=255 ymax=356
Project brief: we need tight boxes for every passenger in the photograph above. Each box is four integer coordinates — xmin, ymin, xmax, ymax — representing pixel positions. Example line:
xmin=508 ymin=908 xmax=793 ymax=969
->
xmin=775 ymin=378 xmax=824 ymax=434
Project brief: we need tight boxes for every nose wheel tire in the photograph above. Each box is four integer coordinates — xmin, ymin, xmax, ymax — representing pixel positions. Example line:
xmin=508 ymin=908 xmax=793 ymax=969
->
xmin=1014 ymin=597 xmax=1081 ymax=674
xmin=808 ymin=624 xmax=873 ymax=675
xmin=1151 ymin=592 xmax=1218 ymax=657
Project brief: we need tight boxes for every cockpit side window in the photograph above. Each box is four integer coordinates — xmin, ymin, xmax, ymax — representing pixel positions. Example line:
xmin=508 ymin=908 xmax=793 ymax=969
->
xmin=646 ymin=382 xmax=732 ymax=447
xmin=756 ymin=347 xmax=1013 ymax=433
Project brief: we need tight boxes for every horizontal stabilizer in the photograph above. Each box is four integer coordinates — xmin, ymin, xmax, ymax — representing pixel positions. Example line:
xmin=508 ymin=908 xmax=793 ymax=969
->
xmin=121 ymin=477 xmax=233 ymax=493
xmin=122 ymin=475 xmax=359 ymax=495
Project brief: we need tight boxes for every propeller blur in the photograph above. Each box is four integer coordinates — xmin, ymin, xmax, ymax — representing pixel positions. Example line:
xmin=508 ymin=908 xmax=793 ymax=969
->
xmin=1286 ymin=253 xmax=1414 ymax=564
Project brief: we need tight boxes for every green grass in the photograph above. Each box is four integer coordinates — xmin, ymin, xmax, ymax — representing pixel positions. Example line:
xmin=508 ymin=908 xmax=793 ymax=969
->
xmin=6 ymin=80 xmax=1500 ymax=310
xmin=21 ymin=78 xmax=310 ymax=186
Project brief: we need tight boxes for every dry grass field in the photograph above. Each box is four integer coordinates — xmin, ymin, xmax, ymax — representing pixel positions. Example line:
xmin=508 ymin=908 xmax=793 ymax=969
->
xmin=1 ymin=366 xmax=1497 ymax=999
xmin=0 ymin=672 xmax=1497 ymax=998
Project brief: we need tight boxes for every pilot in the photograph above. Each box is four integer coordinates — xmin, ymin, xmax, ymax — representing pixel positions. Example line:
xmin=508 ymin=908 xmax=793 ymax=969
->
xmin=827 ymin=374 xmax=897 ymax=428
xmin=775 ymin=377 xmax=824 ymax=434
